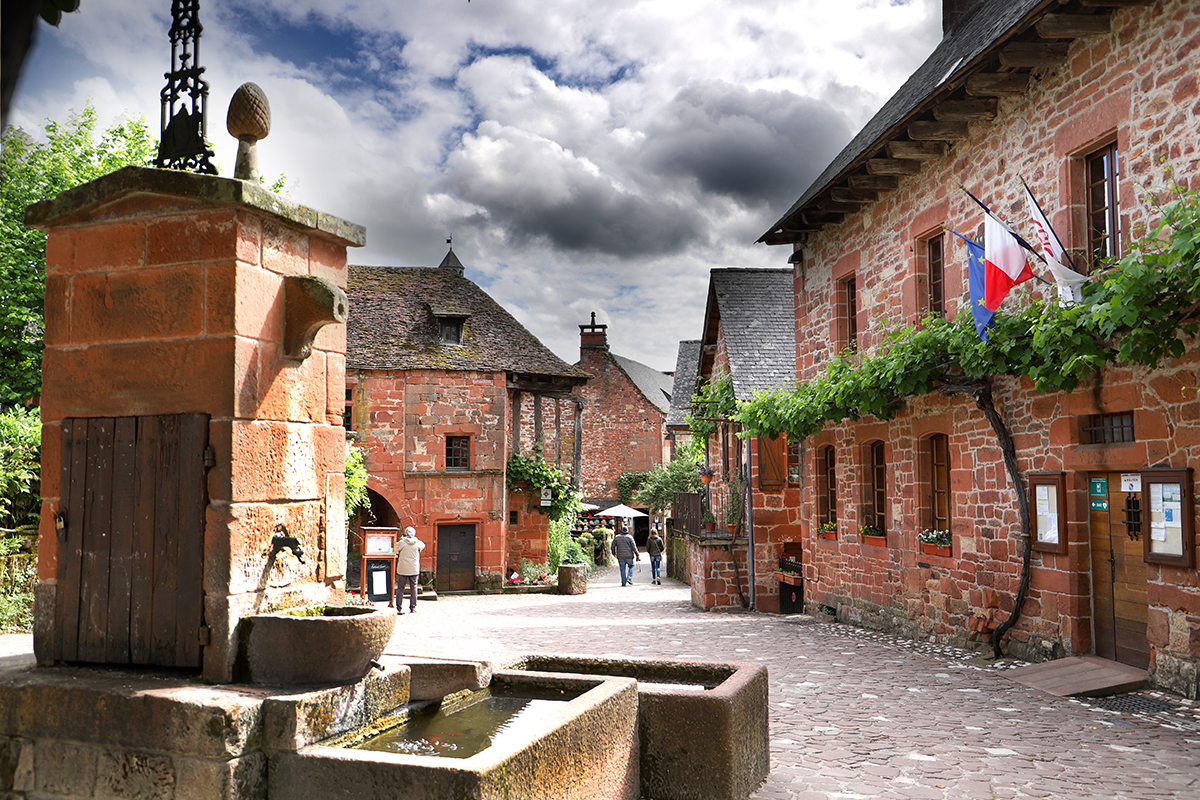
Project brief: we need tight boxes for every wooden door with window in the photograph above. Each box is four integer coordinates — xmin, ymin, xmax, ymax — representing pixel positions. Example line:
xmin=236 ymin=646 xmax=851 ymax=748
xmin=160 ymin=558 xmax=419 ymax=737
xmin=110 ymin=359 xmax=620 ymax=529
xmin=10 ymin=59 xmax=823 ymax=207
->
xmin=1088 ymin=471 xmax=1149 ymax=668
xmin=57 ymin=414 xmax=208 ymax=668
xmin=437 ymin=524 xmax=476 ymax=592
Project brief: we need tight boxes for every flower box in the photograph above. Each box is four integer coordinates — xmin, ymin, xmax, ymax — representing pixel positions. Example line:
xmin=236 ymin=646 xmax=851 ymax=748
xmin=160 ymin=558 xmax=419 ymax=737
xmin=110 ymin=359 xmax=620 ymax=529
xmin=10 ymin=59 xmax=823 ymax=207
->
xmin=862 ymin=534 xmax=887 ymax=547
xmin=818 ymin=531 xmax=837 ymax=541
xmin=919 ymin=541 xmax=952 ymax=557
xmin=774 ymin=570 xmax=803 ymax=586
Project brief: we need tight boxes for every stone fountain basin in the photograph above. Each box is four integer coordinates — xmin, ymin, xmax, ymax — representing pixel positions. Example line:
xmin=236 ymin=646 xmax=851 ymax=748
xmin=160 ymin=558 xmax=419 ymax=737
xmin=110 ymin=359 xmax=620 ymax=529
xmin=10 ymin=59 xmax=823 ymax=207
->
xmin=515 ymin=654 xmax=770 ymax=800
xmin=237 ymin=605 xmax=396 ymax=686
xmin=270 ymin=670 xmax=640 ymax=800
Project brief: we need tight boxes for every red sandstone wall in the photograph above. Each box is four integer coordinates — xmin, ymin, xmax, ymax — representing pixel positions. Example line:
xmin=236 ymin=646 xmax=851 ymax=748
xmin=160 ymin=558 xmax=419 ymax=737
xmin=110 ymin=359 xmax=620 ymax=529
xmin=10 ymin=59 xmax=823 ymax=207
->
xmin=516 ymin=393 xmax=578 ymax=475
xmin=577 ymin=348 xmax=667 ymax=498
xmin=789 ymin=0 xmax=1200 ymax=688
xmin=351 ymin=369 xmax=510 ymax=579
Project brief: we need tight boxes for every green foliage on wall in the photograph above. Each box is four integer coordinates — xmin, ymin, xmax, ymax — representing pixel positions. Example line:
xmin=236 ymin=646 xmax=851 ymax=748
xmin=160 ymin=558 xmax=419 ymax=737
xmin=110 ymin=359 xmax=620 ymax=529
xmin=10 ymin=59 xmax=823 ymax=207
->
xmin=0 ymin=405 xmax=40 ymax=531
xmin=686 ymin=372 xmax=736 ymax=439
xmin=616 ymin=471 xmax=647 ymax=505
xmin=507 ymin=450 xmax=581 ymax=522
xmin=344 ymin=444 xmax=369 ymax=517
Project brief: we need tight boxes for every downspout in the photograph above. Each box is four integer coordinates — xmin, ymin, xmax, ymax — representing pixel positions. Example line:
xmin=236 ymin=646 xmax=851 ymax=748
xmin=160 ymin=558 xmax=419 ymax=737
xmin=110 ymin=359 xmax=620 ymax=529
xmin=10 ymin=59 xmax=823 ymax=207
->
xmin=745 ymin=435 xmax=755 ymax=610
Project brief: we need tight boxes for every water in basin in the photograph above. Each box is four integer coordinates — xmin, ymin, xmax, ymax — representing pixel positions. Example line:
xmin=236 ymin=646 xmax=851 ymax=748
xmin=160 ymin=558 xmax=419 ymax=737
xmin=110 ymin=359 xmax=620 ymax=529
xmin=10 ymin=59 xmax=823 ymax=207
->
xmin=353 ymin=688 xmax=575 ymax=759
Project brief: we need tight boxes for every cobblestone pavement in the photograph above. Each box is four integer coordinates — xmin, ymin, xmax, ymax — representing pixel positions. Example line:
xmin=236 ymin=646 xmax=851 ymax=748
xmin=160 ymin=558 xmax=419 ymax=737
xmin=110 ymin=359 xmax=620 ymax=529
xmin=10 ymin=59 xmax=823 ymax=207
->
xmin=387 ymin=566 xmax=1200 ymax=799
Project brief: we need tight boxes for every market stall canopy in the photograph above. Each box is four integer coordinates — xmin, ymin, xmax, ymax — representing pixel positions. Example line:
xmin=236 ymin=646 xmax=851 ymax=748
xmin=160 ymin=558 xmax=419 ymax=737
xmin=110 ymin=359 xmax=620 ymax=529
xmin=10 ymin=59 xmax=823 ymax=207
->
xmin=596 ymin=503 xmax=647 ymax=518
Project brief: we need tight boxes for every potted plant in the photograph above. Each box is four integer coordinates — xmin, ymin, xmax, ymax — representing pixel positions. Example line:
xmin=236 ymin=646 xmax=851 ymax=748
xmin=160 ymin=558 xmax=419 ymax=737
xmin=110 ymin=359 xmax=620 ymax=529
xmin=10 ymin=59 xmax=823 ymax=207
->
xmin=917 ymin=528 xmax=952 ymax=557
xmin=725 ymin=474 xmax=745 ymax=535
xmin=818 ymin=520 xmax=838 ymax=540
xmin=698 ymin=464 xmax=714 ymax=484
xmin=774 ymin=566 xmax=803 ymax=586
xmin=702 ymin=508 xmax=717 ymax=533
xmin=860 ymin=524 xmax=886 ymax=547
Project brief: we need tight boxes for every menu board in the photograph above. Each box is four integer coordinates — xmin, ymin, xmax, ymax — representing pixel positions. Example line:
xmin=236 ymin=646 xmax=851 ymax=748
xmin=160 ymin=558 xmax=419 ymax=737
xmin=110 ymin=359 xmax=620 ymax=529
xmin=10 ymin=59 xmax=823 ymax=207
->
xmin=1030 ymin=473 xmax=1066 ymax=554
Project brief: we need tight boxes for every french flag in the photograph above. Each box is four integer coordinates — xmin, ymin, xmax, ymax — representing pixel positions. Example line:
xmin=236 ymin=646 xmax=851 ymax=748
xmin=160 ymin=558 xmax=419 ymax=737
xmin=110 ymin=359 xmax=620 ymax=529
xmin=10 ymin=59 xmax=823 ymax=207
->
xmin=983 ymin=212 xmax=1033 ymax=311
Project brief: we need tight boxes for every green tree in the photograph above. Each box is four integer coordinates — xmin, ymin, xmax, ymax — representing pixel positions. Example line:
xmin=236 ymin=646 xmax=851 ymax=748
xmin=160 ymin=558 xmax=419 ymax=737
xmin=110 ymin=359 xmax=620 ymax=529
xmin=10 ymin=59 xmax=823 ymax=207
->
xmin=0 ymin=405 xmax=40 ymax=531
xmin=633 ymin=452 xmax=706 ymax=519
xmin=0 ymin=102 xmax=155 ymax=403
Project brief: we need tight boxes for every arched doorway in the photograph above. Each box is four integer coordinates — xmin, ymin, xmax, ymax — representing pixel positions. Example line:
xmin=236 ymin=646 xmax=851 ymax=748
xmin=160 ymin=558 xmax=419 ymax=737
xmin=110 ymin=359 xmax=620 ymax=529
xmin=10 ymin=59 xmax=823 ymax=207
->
xmin=348 ymin=488 xmax=402 ymax=592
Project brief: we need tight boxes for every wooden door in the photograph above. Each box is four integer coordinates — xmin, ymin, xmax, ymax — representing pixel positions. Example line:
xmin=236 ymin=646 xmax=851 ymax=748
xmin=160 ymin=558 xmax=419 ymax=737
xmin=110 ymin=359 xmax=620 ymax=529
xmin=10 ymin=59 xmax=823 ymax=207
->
xmin=57 ymin=414 xmax=208 ymax=668
xmin=1088 ymin=471 xmax=1150 ymax=668
xmin=437 ymin=524 xmax=476 ymax=592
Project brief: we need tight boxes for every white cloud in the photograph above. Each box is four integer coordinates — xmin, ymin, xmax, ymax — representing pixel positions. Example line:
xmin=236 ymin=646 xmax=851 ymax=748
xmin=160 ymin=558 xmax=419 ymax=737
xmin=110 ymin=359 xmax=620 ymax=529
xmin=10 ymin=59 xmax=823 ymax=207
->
xmin=10 ymin=0 xmax=941 ymax=369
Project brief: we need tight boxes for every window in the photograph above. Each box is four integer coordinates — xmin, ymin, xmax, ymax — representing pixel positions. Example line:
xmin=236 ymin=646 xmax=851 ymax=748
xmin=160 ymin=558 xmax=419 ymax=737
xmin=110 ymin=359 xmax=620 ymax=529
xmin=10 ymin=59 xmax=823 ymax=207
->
xmin=1080 ymin=411 xmax=1135 ymax=444
xmin=1086 ymin=142 xmax=1120 ymax=268
xmin=446 ymin=436 xmax=470 ymax=470
xmin=343 ymin=386 xmax=355 ymax=432
xmin=929 ymin=434 xmax=950 ymax=533
xmin=842 ymin=276 xmax=858 ymax=352
xmin=818 ymin=445 xmax=837 ymax=526
xmin=439 ymin=317 xmax=465 ymax=345
xmin=787 ymin=439 xmax=801 ymax=485
xmin=867 ymin=441 xmax=886 ymax=534
xmin=926 ymin=234 xmax=945 ymax=315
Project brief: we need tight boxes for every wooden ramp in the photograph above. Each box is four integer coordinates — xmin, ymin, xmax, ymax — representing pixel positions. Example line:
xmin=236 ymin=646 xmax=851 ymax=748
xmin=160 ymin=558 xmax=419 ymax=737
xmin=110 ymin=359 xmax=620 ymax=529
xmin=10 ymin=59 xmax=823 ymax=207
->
xmin=1006 ymin=656 xmax=1147 ymax=697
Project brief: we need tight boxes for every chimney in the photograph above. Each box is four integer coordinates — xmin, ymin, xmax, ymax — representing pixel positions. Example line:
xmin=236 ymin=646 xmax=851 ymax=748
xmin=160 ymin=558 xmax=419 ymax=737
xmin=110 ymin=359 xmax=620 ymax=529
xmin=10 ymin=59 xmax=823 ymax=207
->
xmin=579 ymin=311 xmax=608 ymax=351
xmin=942 ymin=0 xmax=983 ymax=34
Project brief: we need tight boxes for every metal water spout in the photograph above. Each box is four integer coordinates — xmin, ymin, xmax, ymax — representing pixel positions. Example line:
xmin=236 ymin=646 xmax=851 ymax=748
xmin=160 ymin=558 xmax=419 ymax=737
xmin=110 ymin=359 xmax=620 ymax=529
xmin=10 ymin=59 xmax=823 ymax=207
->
xmin=271 ymin=523 xmax=305 ymax=563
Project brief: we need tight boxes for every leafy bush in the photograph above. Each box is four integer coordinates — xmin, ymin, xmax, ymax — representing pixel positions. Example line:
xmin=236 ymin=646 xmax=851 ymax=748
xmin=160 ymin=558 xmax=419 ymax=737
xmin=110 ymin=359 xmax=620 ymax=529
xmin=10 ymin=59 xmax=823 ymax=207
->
xmin=0 ymin=536 xmax=33 ymax=632
xmin=507 ymin=449 xmax=581 ymax=521
xmin=0 ymin=405 xmax=40 ymax=531
xmin=345 ymin=444 xmax=369 ymax=517
xmin=548 ymin=509 xmax=591 ymax=571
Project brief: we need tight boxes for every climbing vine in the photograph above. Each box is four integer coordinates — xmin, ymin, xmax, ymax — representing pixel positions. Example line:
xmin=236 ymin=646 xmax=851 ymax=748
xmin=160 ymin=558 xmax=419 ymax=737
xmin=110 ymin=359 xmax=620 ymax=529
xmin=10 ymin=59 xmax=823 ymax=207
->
xmin=686 ymin=372 xmax=737 ymax=440
xmin=506 ymin=450 xmax=581 ymax=522
xmin=616 ymin=472 xmax=647 ymax=505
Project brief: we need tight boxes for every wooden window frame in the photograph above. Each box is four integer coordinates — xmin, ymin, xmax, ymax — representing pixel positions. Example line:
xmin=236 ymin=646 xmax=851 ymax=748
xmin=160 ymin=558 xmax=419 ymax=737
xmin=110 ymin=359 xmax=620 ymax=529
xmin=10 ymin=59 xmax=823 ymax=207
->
xmin=438 ymin=317 xmax=465 ymax=345
xmin=1141 ymin=467 xmax=1195 ymax=568
xmin=843 ymin=276 xmax=858 ymax=353
xmin=817 ymin=444 xmax=837 ymax=527
xmin=1030 ymin=472 xmax=1067 ymax=554
xmin=787 ymin=438 xmax=802 ymax=485
xmin=866 ymin=440 xmax=886 ymax=535
xmin=1086 ymin=141 xmax=1120 ymax=269
xmin=929 ymin=434 xmax=950 ymax=534
xmin=926 ymin=233 xmax=945 ymax=316
xmin=446 ymin=435 xmax=471 ymax=471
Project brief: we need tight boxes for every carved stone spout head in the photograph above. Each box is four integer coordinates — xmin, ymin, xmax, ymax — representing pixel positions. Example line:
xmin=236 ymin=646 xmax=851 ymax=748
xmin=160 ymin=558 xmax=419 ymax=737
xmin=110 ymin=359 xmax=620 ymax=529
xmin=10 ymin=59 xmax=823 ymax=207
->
xmin=227 ymin=82 xmax=271 ymax=181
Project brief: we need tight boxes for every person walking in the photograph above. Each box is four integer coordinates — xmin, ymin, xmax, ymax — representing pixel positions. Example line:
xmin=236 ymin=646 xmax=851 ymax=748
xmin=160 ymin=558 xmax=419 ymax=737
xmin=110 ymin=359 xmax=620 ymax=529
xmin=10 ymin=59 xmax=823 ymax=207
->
xmin=395 ymin=526 xmax=425 ymax=614
xmin=647 ymin=527 xmax=664 ymax=584
xmin=611 ymin=522 xmax=640 ymax=586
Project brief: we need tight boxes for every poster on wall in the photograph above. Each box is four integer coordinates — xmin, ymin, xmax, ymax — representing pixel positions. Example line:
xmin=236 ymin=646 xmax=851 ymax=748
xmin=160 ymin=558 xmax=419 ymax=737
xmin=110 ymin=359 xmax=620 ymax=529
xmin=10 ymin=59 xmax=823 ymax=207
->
xmin=1141 ymin=469 xmax=1194 ymax=567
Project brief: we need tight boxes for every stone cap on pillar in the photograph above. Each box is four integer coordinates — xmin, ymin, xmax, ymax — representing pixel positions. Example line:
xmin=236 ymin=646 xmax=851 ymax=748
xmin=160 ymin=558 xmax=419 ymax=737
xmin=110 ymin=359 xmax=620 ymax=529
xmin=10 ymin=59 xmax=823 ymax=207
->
xmin=25 ymin=165 xmax=366 ymax=248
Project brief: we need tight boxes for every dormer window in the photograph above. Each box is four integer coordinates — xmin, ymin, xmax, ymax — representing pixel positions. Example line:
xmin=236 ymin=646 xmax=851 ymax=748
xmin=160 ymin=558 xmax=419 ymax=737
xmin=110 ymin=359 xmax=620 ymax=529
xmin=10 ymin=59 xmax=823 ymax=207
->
xmin=439 ymin=317 xmax=464 ymax=345
xmin=432 ymin=307 xmax=470 ymax=346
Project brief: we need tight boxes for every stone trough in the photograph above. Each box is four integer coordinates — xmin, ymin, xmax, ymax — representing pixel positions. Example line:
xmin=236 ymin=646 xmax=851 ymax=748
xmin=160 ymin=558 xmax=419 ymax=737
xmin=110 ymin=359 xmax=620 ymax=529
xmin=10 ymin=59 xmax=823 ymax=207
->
xmin=270 ymin=670 xmax=640 ymax=800
xmin=515 ymin=654 xmax=770 ymax=800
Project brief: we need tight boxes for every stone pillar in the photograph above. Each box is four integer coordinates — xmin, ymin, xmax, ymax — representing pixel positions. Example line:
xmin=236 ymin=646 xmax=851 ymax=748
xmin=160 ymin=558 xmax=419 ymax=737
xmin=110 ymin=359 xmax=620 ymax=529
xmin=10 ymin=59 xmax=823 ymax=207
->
xmin=27 ymin=166 xmax=365 ymax=682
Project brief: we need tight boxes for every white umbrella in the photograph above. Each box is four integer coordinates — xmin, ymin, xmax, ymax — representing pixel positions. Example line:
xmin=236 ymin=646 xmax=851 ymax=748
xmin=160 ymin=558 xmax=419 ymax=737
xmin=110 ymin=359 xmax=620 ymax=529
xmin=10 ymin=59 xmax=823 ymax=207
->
xmin=596 ymin=503 xmax=647 ymax=518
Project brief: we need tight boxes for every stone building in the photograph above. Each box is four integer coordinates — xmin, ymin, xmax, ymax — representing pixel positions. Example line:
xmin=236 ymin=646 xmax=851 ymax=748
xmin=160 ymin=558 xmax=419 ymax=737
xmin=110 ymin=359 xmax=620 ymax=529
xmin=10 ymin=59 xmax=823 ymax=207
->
xmin=575 ymin=315 xmax=674 ymax=507
xmin=759 ymin=0 xmax=1200 ymax=696
xmin=346 ymin=249 xmax=588 ymax=591
xmin=687 ymin=268 xmax=798 ymax=612
xmin=664 ymin=339 xmax=702 ymax=458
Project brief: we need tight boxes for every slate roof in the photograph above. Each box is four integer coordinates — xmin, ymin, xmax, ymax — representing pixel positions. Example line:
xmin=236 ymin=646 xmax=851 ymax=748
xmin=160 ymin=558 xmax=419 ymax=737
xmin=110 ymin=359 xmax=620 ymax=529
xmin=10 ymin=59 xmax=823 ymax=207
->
xmin=612 ymin=353 xmax=674 ymax=414
xmin=760 ymin=0 xmax=1047 ymax=240
xmin=665 ymin=340 xmax=702 ymax=430
xmin=347 ymin=258 xmax=588 ymax=381
xmin=703 ymin=268 xmax=796 ymax=401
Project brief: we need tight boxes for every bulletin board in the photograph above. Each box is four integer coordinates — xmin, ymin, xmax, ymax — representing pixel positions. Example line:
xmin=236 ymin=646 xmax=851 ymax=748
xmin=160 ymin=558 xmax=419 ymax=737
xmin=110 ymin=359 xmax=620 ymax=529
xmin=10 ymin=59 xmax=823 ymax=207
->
xmin=1030 ymin=473 xmax=1067 ymax=554
xmin=1141 ymin=468 xmax=1194 ymax=568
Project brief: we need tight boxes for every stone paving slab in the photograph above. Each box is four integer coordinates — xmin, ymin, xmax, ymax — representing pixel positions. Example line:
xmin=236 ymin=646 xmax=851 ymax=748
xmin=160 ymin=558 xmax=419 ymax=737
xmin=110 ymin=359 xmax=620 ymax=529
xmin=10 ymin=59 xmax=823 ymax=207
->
xmin=384 ymin=566 xmax=1200 ymax=799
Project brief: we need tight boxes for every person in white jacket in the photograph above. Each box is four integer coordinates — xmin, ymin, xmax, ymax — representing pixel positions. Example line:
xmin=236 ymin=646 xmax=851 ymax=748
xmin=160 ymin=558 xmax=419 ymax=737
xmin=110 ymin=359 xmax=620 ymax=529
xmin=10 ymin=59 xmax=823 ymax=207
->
xmin=395 ymin=526 xmax=426 ymax=614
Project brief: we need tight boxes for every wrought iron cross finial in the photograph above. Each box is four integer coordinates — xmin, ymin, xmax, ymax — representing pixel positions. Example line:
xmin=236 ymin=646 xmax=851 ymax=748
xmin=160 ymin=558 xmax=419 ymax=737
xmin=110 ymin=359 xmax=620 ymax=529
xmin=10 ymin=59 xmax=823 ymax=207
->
xmin=155 ymin=0 xmax=217 ymax=174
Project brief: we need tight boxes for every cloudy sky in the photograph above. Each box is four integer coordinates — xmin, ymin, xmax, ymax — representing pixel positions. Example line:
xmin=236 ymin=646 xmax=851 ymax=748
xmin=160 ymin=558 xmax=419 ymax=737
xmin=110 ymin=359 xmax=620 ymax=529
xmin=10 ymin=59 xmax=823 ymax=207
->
xmin=11 ymin=0 xmax=941 ymax=372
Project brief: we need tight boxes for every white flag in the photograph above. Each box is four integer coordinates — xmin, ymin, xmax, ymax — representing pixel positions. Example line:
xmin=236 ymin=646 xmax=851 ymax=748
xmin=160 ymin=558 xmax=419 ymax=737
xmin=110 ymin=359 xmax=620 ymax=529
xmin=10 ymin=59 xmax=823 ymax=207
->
xmin=1025 ymin=185 xmax=1089 ymax=305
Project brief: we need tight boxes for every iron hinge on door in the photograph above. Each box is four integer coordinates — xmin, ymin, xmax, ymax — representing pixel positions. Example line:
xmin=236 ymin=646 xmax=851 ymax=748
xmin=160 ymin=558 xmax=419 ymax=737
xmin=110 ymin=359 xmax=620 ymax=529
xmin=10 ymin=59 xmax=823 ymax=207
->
xmin=203 ymin=446 xmax=216 ymax=468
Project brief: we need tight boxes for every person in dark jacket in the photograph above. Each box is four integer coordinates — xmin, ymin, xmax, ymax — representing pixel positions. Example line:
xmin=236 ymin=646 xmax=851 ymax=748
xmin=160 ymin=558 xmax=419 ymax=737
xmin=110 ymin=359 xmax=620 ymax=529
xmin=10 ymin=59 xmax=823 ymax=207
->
xmin=646 ymin=527 xmax=664 ymax=584
xmin=611 ymin=523 xmax=640 ymax=586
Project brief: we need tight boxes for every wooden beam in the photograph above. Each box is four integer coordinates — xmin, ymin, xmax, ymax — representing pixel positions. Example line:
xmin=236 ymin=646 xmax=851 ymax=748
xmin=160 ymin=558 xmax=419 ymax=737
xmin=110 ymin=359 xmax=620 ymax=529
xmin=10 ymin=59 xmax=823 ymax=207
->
xmin=908 ymin=120 xmax=970 ymax=141
xmin=867 ymin=158 xmax=921 ymax=176
xmin=1036 ymin=13 xmax=1111 ymax=39
xmin=761 ymin=231 xmax=805 ymax=245
xmin=966 ymin=73 xmax=1032 ymax=97
xmin=1078 ymin=0 xmax=1149 ymax=8
xmin=885 ymin=140 xmax=949 ymax=161
xmin=999 ymin=42 xmax=1069 ymax=68
xmin=848 ymin=174 xmax=899 ymax=191
xmin=802 ymin=210 xmax=845 ymax=224
xmin=831 ymin=187 xmax=879 ymax=204
xmin=933 ymin=99 xmax=997 ymax=122
xmin=812 ymin=200 xmax=859 ymax=214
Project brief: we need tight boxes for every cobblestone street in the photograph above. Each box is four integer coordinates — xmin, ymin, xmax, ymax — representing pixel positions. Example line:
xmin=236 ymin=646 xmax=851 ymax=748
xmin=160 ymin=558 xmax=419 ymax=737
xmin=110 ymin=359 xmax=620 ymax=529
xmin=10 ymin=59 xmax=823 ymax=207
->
xmin=388 ymin=566 xmax=1200 ymax=799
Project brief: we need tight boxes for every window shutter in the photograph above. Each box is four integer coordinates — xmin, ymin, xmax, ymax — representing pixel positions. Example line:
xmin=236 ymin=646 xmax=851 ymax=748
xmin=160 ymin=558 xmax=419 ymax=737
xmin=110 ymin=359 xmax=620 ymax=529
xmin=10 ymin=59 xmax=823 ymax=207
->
xmin=759 ymin=435 xmax=786 ymax=490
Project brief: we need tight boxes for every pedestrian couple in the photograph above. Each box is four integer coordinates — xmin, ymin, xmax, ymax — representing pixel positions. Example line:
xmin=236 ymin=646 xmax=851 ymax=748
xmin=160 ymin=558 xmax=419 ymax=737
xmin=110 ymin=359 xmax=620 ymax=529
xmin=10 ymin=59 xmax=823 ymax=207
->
xmin=611 ymin=525 xmax=665 ymax=586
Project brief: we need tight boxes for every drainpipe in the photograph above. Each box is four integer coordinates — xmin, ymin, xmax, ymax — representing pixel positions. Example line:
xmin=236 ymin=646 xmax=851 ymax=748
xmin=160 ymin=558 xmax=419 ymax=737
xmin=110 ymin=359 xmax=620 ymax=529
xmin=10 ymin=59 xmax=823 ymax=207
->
xmin=745 ymin=436 xmax=755 ymax=610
